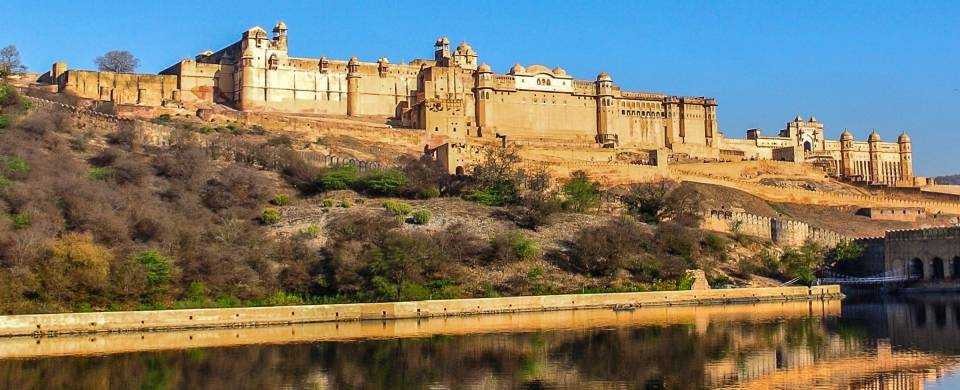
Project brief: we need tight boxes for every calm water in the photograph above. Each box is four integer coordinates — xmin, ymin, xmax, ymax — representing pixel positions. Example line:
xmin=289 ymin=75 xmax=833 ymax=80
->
xmin=1 ymin=296 xmax=960 ymax=389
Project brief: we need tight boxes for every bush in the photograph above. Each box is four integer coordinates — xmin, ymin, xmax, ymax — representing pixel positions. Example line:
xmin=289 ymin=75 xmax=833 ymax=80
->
xmin=411 ymin=210 xmax=432 ymax=225
xmin=513 ymin=236 xmax=539 ymax=260
xmin=261 ymin=208 xmax=281 ymax=225
xmin=464 ymin=183 xmax=515 ymax=206
xmin=420 ymin=186 xmax=441 ymax=199
xmin=490 ymin=231 xmax=539 ymax=262
xmin=266 ymin=135 xmax=293 ymax=147
xmin=302 ymin=224 xmax=321 ymax=238
xmin=568 ymin=218 xmax=648 ymax=276
xmin=0 ymin=113 xmax=8 ymax=129
xmin=512 ymin=197 xmax=562 ymax=229
xmin=339 ymin=199 xmax=353 ymax=208
xmin=10 ymin=212 xmax=30 ymax=229
xmin=263 ymin=290 xmax=304 ymax=306
xmin=270 ymin=194 xmax=290 ymax=206
xmin=2 ymin=155 xmax=29 ymax=173
xmin=0 ymin=84 xmax=19 ymax=107
xmin=46 ymin=232 xmax=113 ymax=299
xmin=358 ymin=168 xmax=407 ymax=196
xmin=317 ymin=165 xmax=359 ymax=191
xmin=383 ymin=200 xmax=412 ymax=219
xmin=562 ymin=170 xmax=601 ymax=212
xmin=89 ymin=167 xmax=112 ymax=180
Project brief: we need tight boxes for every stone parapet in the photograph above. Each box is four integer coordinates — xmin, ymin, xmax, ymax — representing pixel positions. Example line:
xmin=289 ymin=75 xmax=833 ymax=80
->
xmin=0 ymin=286 xmax=841 ymax=338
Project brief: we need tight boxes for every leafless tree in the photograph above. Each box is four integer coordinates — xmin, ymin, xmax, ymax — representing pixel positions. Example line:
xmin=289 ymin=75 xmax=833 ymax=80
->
xmin=95 ymin=50 xmax=140 ymax=73
xmin=0 ymin=45 xmax=26 ymax=77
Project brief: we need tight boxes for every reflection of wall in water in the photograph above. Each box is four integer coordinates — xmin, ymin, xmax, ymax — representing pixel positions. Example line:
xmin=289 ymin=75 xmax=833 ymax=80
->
xmin=886 ymin=297 xmax=960 ymax=354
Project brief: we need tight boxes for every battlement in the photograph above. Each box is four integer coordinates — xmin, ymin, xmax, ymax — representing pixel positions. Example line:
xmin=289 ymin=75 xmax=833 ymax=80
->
xmin=704 ymin=209 xmax=846 ymax=247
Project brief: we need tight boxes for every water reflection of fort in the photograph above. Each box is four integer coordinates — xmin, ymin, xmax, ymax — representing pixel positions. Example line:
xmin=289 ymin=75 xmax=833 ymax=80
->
xmin=0 ymin=299 xmax=958 ymax=389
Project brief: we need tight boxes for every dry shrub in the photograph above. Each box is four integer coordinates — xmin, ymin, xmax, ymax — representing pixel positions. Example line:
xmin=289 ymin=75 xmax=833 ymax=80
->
xmin=201 ymin=165 xmax=272 ymax=218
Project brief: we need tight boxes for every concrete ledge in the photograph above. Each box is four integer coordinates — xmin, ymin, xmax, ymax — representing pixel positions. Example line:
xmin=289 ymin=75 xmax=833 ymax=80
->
xmin=0 ymin=300 xmax=841 ymax=359
xmin=0 ymin=286 xmax=841 ymax=337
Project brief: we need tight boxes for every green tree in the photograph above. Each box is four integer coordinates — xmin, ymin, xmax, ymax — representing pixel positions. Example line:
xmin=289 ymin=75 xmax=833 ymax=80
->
xmin=825 ymin=240 xmax=865 ymax=266
xmin=562 ymin=170 xmax=601 ymax=212
xmin=368 ymin=232 xmax=438 ymax=301
xmin=134 ymin=250 xmax=174 ymax=289
xmin=780 ymin=242 xmax=826 ymax=285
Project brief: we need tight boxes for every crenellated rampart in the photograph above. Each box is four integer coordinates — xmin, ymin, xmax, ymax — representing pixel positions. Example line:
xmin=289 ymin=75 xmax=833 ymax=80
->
xmin=704 ymin=209 xmax=847 ymax=247
xmin=678 ymin=171 xmax=960 ymax=215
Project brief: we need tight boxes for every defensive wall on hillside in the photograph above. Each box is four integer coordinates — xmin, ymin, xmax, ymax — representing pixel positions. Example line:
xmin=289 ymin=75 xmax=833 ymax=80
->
xmin=678 ymin=171 xmax=960 ymax=215
xmin=0 ymin=286 xmax=841 ymax=338
xmin=703 ymin=209 xmax=847 ymax=247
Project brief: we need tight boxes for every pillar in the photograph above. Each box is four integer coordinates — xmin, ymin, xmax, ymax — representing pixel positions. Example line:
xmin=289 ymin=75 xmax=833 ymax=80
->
xmin=347 ymin=56 xmax=361 ymax=117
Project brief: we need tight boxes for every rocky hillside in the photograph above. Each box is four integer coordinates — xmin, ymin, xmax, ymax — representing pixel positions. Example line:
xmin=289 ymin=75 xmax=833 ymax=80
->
xmin=936 ymin=175 xmax=960 ymax=185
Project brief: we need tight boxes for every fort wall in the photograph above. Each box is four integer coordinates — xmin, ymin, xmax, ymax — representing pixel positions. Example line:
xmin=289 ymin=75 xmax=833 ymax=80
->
xmin=704 ymin=209 xmax=846 ymax=247
xmin=59 ymin=69 xmax=179 ymax=107
xmin=679 ymin=171 xmax=960 ymax=215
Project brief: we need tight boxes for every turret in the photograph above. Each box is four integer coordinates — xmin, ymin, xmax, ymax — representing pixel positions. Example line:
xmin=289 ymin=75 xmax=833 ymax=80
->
xmin=868 ymin=130 xmax=880 ymax=183
xmin=237 ymin=46 xmax=257 ymax=111
xmin=453 ymin=41 xmax=478 ymax=70
xmin=840 ymin=129 xmax=854 ymax=177
xmin=346 ymin=56 xmax=361 ymax=116
xmin=272 ymin=21 xmax=288 ymax=48
xmin=898 ymin=131 xmax=914 ymax=181
xmin=52 ymin=62 xmax=68 ymax=91
xmin=475 ymin=63 xmax=493 ymax=132
xmin=595 ymin=72 xmax=616 ymax=146
xmin=377 ymin=57 xmax=389 ymax=77
xmin=434 ymin=37 xmax=451 ymax=66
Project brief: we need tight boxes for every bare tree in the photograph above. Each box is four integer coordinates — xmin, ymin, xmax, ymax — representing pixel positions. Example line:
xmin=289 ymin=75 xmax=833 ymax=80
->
xmin=620 ymin=179 xmax=703 ymax=226
xmin=95 ymin=50 xmax=140 ymax=73
xmin=0 ymin=45 xmax=26 ymax=77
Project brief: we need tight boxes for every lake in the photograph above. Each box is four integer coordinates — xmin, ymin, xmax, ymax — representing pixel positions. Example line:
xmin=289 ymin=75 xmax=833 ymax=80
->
xmin=1 ymin=296 xmax=958 ymax=389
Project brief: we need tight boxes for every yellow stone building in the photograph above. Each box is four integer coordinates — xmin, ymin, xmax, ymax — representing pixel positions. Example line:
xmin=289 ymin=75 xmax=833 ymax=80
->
xmin=42 ymin=21 xmax=916 ymax=187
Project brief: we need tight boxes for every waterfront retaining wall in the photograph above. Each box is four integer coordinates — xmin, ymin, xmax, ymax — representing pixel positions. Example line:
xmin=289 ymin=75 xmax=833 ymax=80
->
xmin=0 ymin=286 xmax=841 ymax=337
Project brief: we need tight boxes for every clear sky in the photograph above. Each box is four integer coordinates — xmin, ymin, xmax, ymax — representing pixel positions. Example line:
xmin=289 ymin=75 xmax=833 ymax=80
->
xmin=4 ymin=0 xmax=958 ymax=175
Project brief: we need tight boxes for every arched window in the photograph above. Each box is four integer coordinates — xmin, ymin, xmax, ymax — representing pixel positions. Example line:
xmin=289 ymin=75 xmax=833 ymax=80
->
xmin=910 ymin=258 xmax=924 ymax=279
xmin=803 ymin=141 xmax=812 ymax=152
xmin=932 ymin=258 xmax=945 ymax=280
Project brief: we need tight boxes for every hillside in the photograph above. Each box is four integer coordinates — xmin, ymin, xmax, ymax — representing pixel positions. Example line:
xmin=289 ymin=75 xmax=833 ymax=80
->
xmin=1 ymin=84 xmax=806 ymax=315
xmin=937 ymin=175 xmax=960 ymax=185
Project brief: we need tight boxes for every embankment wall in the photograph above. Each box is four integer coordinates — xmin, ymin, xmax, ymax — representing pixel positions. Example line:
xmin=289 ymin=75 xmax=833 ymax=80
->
xmin=0 ymin=300 xmax=840 ymax=359
xmin=0 ymin=286 xmax=840 ymax=337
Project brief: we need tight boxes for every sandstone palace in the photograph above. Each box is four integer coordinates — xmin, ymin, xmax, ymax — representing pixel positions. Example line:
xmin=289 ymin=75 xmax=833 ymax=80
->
xmin=40 ymin=22 xmax=918 ymax=187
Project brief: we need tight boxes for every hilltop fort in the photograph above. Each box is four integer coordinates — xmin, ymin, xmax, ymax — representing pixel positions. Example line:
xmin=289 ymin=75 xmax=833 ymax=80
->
xmin=25 ymin=21 xmax=929 ymax=189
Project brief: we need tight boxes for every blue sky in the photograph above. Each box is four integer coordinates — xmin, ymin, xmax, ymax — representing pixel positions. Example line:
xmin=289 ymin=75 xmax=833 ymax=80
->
xmin=4 ymin=0 xmax=958 ymax=175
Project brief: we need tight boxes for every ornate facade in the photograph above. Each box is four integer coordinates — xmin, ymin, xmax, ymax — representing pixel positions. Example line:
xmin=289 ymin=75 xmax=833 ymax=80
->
xmin=44 ymin=21 xmax=916 ymax=186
